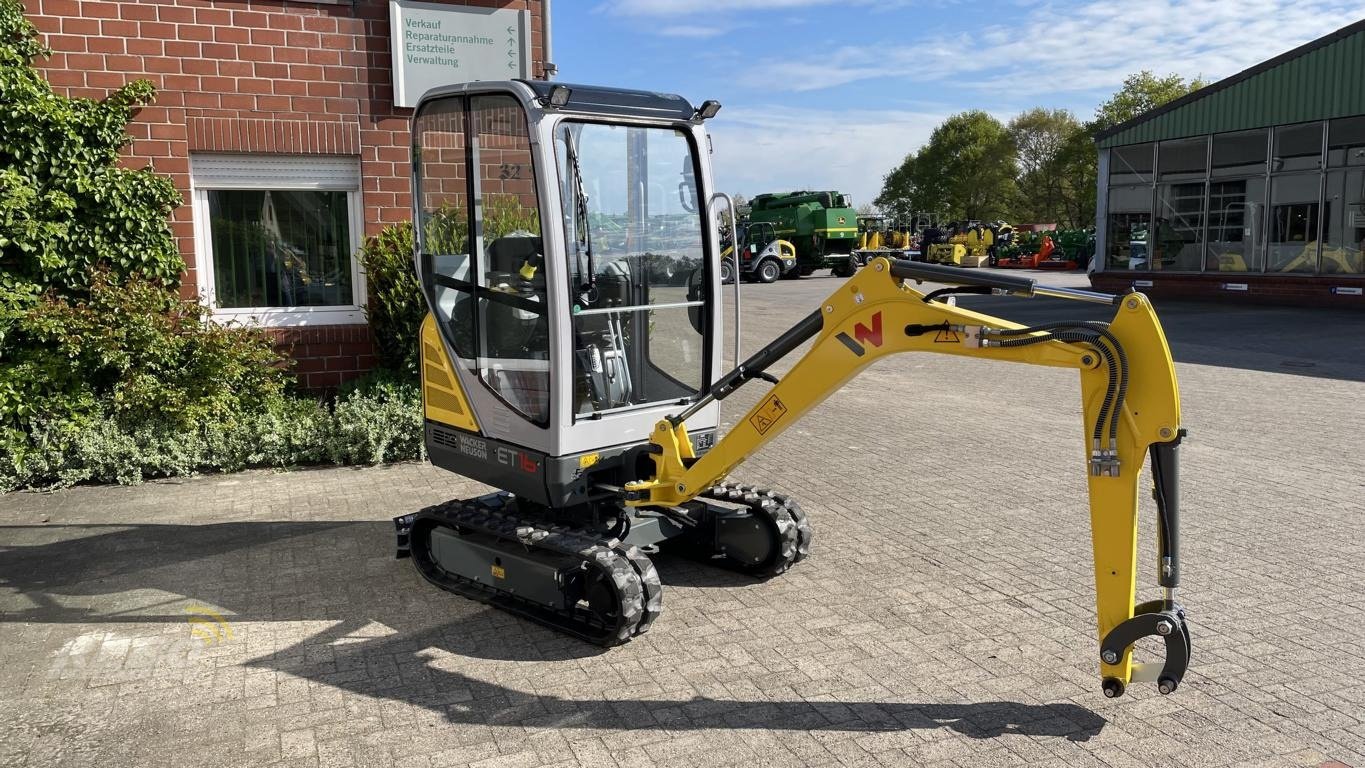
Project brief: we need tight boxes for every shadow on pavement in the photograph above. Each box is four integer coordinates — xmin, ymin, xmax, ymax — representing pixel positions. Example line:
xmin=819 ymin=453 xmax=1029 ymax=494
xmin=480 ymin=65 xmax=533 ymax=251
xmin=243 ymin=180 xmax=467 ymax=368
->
xmin=246 ymin=615 xmax=1107 ymax=740
xmin=955 ymin=293 xmax=1365 ymax=382
xmin=0 ymin=521 xmax=607 ymax=661
xmin=0 ymin=521 xmax=1108 ymax=741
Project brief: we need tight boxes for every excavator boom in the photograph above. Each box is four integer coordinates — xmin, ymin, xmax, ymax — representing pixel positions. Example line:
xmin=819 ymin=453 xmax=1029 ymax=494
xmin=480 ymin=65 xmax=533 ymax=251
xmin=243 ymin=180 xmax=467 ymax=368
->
xmin=625 ymin=258 xmax=1189 ymax=697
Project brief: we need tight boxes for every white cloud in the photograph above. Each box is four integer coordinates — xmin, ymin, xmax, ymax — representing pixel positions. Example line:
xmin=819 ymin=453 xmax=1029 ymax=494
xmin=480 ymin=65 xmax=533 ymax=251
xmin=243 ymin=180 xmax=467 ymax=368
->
xmin=706 ymin=106 xmax=949 ymax=206
xmin=738 ymin=0 xmax=1365 ymax=101
xmin=657 ymin=24 xmax=729 ymax=38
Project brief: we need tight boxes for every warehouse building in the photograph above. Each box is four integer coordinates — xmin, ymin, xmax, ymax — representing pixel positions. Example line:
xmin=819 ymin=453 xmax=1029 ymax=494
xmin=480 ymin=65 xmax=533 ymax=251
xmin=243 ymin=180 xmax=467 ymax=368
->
xmin=1091 ymin=19 xmax=1365 ymax=306
xmin=30 ymin=0 xmax=549 ymax=387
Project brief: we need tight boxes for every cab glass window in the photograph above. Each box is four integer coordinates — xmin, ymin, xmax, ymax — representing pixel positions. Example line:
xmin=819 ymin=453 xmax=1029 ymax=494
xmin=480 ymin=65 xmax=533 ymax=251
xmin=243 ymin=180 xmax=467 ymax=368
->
xmin=555 ymin=121 xmax=708 ymax=417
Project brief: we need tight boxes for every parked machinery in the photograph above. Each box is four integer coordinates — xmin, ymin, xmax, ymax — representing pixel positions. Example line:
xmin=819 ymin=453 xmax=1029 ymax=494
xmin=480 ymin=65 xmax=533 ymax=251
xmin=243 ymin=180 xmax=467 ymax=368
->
xmin=398 ymin=80 xmax=1192 ymax=700
xmin=720 ymin=221 xmax=798 ymax=283
xmin=927 ymin=221 xmax=995 ymax=267
xmin=996 ymin=227 xmax=1052 ymax=269
xmin=746 ymin=190 xmax=859 ymax=277
xmin=850 ymin=214 xmax=917 ymax=271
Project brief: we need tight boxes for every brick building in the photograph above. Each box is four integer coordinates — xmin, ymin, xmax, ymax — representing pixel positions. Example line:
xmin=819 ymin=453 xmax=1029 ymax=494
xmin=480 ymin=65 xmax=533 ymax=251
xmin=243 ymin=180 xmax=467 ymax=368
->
xmin=27 ymin=0 xmax=549 ymax=387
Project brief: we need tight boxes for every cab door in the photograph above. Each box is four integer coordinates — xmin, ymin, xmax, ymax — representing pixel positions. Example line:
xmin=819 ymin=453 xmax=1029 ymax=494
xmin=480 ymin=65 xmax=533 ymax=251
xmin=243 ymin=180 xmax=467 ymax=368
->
xmin=413 ymin=91 xmax=558 ymax=452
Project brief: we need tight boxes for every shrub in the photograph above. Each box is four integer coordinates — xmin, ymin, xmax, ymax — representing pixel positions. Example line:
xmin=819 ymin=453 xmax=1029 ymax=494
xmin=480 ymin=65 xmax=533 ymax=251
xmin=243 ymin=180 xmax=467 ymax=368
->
xmin=2 ymin=271 xmax=287 ymax=431
xmin=328 ymin=371 xmax=425 ymax=464
xmin=0 ymin=1 xmax=182 ymax=298
xmin=0 ymin=1 xmax=292 ymax=450
xmin=0 ymin=373 xmax=425 ymax=492
xmin=357 ymin=222 xmax=424 ymax=378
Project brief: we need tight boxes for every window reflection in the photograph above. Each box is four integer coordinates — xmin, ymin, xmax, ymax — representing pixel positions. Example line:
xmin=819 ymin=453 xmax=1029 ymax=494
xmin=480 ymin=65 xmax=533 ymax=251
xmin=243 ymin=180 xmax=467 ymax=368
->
xmin=1323 ymin=168 xmax=1365 ymax=273
xmin=1211 ymin=130 xmax=1267 ymax=178
xmin=1105 ymin=184 xmax=1151 ymax=269
xmin=1328 ymin=117 xmax=1365 ymax=167
xmin=1154 ymin=181 xmax=1205 ymax=271
xmin=1274 ymin=123 xmax=1324 ymax=172
xmin=1110 ymin=143 xmax=1154 ymax=184
xmin=1205 ymin=178 xmax=1265 ymax=271
xmin=1267 ymin=173 xmax=1323 ymax=272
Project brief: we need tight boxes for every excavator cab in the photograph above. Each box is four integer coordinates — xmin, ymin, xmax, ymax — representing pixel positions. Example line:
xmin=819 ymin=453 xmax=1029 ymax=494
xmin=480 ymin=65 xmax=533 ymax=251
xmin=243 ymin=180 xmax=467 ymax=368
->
xmin=400 ymin=80 xmax=1192 ymax=698
xmin=410 ymin=81 xmax=725 ymax=504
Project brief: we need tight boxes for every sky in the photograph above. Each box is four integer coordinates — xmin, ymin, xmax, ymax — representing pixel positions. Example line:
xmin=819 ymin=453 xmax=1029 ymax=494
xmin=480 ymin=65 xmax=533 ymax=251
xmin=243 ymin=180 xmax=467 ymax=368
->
xmin=553 ymin=0 xmax=1365 ymax=206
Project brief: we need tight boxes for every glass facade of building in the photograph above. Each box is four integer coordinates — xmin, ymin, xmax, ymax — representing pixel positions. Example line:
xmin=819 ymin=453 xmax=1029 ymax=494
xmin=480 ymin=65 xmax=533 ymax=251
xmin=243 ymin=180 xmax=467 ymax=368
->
xmin=1104 ymin=115 xmax=1365 ymax=275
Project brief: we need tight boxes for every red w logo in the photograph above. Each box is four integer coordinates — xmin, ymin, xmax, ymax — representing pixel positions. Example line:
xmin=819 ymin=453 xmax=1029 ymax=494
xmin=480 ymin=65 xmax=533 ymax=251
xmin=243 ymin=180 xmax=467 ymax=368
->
xmin=835 ymin=311 xmax=885 ymax=357
xmin=853 ymin=312 xmax=884 ymax=348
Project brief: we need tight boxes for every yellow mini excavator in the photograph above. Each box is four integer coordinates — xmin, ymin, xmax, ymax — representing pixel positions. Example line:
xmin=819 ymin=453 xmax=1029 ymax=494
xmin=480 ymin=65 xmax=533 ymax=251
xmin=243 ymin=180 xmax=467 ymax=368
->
xmin=395 ymin=80 xmax=1190 ymax=699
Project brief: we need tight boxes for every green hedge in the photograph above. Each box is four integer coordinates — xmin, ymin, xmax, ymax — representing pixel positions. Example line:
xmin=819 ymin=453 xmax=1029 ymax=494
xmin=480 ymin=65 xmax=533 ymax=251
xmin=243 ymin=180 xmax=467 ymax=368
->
xmin=1 ymin=372 xmax=425 ymax=492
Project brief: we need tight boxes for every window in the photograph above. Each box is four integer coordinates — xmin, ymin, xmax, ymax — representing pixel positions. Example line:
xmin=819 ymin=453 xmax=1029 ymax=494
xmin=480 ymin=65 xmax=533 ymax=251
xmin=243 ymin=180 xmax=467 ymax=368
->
xmin=192 ymin=155 xmax=363 ymax=325
xmin=414 ymin=94 xmax=551 ymax=425
xmin=1323 ymin=168 xmax=1365 ymax=273
xmin=1205 ymin=178 xmax=1266 ymax=271
xmin=555 ymin=121 xmax=708 ymax=417
xmin=1211 ymin=129 xmax=1267 ymax=177
xmin=1159 ymin=137 xmax=1208 ymax=180
xmin=1273 ymin=122 xmax=1324 ymax=172
xmin=1154 ymin=181 xmax=1206 ymax=271
xmin=1266 ymin=173 xmax=1323 ymax=272
xmin=1105 ymin=184 xmax=1152 ymax=270
xmin=1109 ymin=143 xmax=1154 ymax=184
xmin=1328 ymin=116 xmax=1365 ymax=167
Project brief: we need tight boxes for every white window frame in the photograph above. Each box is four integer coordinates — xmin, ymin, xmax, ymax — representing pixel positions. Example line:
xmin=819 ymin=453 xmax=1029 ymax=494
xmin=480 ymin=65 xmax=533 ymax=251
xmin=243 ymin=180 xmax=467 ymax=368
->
xmin=190 ymin=154 xmax=367 ymax=326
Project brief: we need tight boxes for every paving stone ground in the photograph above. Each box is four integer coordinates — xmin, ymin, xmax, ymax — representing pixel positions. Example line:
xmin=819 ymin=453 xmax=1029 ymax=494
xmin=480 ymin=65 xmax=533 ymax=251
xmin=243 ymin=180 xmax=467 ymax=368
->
xmin=3 ymin=270 xmax=1364 ymax=768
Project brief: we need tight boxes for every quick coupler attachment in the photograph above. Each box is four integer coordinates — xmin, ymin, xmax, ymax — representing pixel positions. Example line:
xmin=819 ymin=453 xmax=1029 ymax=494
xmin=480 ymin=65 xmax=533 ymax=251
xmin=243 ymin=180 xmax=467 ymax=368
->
xmin=1099 ymin=599 xmax=1190 ymax=698
xmin=394 ymin=513 xmax=416 ymax=559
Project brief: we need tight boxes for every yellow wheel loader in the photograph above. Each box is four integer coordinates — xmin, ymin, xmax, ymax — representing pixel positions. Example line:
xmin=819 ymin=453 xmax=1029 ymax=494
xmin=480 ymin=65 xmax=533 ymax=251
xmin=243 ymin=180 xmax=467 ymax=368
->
xmin=396 ymin=80 xmax=1190 ymax=699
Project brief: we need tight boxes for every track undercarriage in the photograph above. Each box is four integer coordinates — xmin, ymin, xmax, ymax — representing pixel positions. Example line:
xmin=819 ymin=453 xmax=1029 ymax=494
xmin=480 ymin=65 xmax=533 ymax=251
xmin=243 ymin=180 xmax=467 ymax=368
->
xmin=395 ymin=484 xmax=813 ymax=645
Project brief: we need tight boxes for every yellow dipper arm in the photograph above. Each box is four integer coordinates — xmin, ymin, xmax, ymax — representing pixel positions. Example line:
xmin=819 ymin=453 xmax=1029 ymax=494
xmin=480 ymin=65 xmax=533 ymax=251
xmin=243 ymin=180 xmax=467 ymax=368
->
xmin=625 ymin=257 xmax=1188 ymax=697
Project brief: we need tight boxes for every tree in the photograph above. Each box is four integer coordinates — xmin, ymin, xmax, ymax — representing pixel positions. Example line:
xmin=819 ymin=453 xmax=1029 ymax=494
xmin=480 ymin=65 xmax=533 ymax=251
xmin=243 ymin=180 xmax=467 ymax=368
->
xmin=1093 ymin=71 xmax=1208 ymax=131
xmin=855 ymin=202 xmax=878 ymax=216
xmin=1008 ymin=108 xmax=1079 ymax=224
xmin=908 ymin=111 xmax=1017 ymax=223
xmin=1055 ymin=71 xmax=1208 ymax=228
xmin=874 ymin=153 xmax=918 ymax=221
xmin=0 ymin=3 xmax=182 ymax=300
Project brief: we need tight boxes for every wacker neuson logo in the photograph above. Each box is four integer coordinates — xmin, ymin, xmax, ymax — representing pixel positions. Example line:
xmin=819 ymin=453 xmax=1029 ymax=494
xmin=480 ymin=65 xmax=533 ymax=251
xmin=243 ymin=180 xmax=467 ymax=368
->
xmin=835 ymin=311 xmax=885 ymax=357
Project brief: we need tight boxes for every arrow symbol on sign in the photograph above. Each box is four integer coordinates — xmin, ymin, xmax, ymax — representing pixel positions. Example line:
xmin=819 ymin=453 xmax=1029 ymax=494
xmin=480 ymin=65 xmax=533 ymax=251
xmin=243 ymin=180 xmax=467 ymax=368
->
xmin=508 ymin=49 xmax=515 ymax=57
xmin=507 ymin=26 xmax=514 ymax=34
xmin=507 ymin=61 xmax=516 ymax=69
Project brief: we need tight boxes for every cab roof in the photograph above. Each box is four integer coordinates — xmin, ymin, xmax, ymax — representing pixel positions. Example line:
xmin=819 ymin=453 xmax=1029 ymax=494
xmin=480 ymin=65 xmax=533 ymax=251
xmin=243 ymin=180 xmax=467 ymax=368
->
xmin=516 ymin=80 xmax=697 ymax=121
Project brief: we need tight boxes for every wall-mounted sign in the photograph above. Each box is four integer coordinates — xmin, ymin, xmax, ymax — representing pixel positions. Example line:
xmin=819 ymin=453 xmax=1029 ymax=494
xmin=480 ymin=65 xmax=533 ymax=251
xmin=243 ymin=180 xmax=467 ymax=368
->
xmin=389 ymin=1 xmax=532 ymax=109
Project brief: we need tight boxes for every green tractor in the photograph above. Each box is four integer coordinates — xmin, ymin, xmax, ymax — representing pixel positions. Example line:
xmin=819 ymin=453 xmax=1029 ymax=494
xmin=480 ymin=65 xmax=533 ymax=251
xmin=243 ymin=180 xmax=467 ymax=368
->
xmin=746 ymin=191 xmax=859 ymax=277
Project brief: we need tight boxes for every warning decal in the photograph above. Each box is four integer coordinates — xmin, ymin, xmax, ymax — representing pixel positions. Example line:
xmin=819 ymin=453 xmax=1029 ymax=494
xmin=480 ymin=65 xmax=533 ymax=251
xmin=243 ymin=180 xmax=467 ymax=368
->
xmin=933 ymin=328 xmax=962 ymax=343
xmin=748 ymin=393 xmax=789 ymax=435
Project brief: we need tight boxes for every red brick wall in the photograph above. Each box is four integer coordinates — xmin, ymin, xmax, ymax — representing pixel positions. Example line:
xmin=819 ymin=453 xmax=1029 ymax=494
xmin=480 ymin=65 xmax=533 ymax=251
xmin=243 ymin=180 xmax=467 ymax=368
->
xmin=269 ymin=325 xmax=377 ymax=390
xmin=1090 ymin=271 xmax=1365 ymax=307
xmin=27 ymin=0 xmax=547 ymax=388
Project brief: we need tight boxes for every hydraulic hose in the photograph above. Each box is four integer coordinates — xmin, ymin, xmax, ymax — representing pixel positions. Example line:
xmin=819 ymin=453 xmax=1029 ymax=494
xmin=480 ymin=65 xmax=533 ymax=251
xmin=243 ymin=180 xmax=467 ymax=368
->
xmin=989 ymin=322 xmax=1129 ymax=448
xmin=992 ymin=328 xmax=1118 ymax=448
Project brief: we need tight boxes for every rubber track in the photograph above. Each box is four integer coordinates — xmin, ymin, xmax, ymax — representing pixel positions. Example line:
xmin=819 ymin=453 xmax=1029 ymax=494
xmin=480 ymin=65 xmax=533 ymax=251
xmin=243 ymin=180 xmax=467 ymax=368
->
xmin=702 ymin=483 xmax=813 ymax=577
xmin=401 ymin=493 xmax=652 ymax=646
